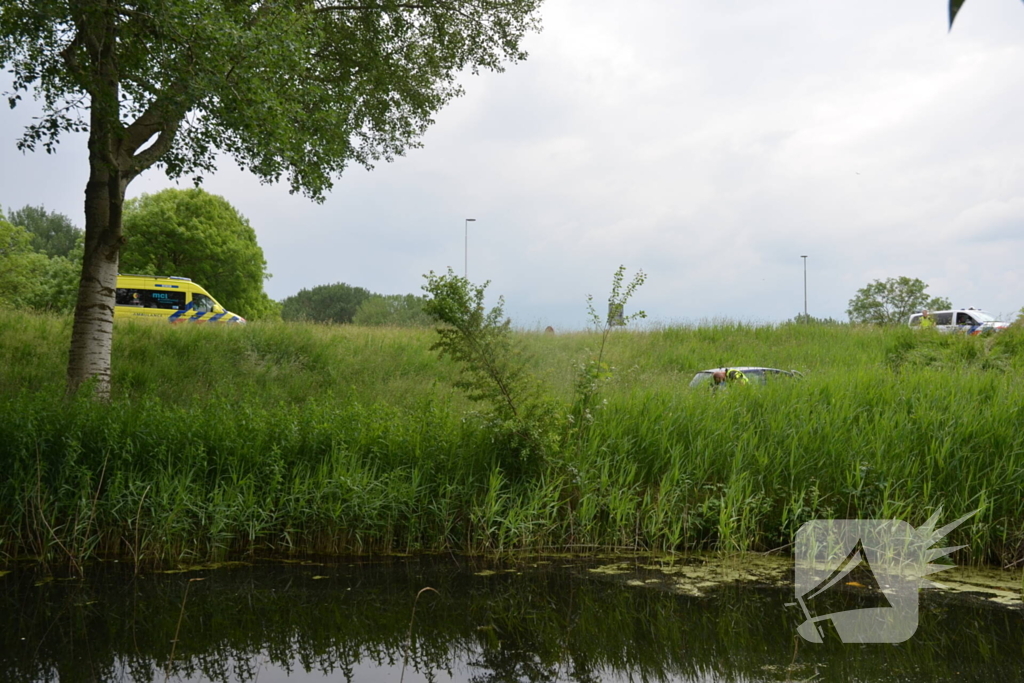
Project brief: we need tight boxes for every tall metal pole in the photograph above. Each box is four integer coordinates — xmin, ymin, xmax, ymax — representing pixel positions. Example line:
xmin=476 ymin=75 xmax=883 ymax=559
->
xmin=801 ymin=255 xmax=808 ymax=320
xmin=464 ymin=218 xmax=476 ymax=278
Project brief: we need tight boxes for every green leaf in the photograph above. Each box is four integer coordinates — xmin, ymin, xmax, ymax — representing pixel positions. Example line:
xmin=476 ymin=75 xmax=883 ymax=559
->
xmin=950 ymin=0 xmax=967 ymax=28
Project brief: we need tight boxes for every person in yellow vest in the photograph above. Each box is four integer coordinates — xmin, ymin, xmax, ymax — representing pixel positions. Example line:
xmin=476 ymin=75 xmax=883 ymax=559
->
xmin=711 ymin=368 xmax=749 ymax=390
xmin=919 ymin=310 xmax=935 ymax=329
xmin=726 ymin=369 xmax=749 ymax=385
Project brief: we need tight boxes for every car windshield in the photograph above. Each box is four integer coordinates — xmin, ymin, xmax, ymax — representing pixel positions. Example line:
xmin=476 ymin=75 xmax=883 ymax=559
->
xmin=971 ymin=310 xmax=997 ymax=323
xmin=689 ymin=372 xmax=715 ymax=388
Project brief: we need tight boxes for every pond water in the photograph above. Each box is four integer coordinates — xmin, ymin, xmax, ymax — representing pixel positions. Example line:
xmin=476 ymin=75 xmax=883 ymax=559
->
xmin=1 ymin=555 xmax=1021 ymax=683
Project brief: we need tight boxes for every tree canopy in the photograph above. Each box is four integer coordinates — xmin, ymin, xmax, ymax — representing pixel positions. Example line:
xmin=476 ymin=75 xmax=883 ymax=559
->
xmin=281 ymin=282 xmax=372 ymax=324
xmin=353 ymin=293 xmax=433 ymax=327
xmin=847 ymin=277 xmax=951 ymax=326
xmin=5 ymin=205 xmax=83 ymax=259
xmin=120 ymin=189 xmax=278 ymax=320
xmin=789 ymin=313 xmax=842 ymax=326
xmin=0 ymin=0 xmax=544 ymax=397
xmin=0 ymin=219 xmax=49 ymax=309
xmin=1 ymin=1 xmax=542 ymax=197
xmin=0 ymin=206 xmax=82 ymax=313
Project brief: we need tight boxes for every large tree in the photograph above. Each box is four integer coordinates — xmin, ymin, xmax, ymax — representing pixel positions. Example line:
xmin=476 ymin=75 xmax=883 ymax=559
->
xmin=121 ymin=188 xmax=278 ymax=320
xmin=0 ymin=0 xmax=542 ymax=398
xmin=847 ymin=276 xmax=951 ymax=326
xmin=6 ymin=205 xmax=83 ymax=258
xmin=0 ymin=219 xmax=50 ymax=309
xmin=353 ymin=292 xmax=433 ymax=327
xmin=1 ymin=207 xmax=82 ymax=313
xmin=281 ymin=282 xmax=372 ymax=324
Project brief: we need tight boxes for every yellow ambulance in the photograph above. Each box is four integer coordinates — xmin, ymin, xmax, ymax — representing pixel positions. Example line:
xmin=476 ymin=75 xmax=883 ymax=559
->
xmin=114 ymin=274 xmax=246 ymax=324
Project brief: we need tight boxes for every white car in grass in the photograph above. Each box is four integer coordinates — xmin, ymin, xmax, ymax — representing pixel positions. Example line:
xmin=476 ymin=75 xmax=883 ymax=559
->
xmin=907 ymin=308 xmax=1009 ymax=335
xmin=688 ymin=367 xmax=804 ymax=389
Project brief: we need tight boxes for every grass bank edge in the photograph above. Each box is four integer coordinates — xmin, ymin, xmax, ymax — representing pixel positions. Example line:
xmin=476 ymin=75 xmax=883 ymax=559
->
xmin=1 ymin=309 xmax=1023 ymax=571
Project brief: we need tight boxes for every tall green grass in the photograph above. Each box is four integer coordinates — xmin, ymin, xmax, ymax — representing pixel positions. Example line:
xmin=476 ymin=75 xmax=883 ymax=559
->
xmin=1 ymin=310 xmax=1023 ymax=569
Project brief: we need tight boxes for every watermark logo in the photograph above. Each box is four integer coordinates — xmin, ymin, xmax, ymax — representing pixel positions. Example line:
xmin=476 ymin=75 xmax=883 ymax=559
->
xmin=792 ymin=509 xmax=976 ymax=643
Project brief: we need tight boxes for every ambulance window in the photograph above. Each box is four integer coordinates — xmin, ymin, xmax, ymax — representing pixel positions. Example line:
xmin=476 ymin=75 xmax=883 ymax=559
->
xmin=144 ymin=289 xmax=186 ymax=309
xmin=192 ymin=293 xmax=216 ymax=313
xmin=116 ymin=289 xmax=143 ymax=306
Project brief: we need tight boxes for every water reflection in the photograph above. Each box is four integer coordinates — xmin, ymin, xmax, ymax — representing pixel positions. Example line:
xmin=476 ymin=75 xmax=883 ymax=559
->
xmin=0 ymin=556 xmax=1021 ymax=682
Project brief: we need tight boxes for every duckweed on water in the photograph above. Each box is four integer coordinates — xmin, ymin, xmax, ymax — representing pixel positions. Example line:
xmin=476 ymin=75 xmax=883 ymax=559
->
xmin=3 ymin=555 xmax=1022 ymax=683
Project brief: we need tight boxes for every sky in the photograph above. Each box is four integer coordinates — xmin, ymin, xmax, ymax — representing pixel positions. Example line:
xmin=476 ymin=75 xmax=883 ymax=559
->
xmin=2 ymin=0 xmax=1023 ymax=329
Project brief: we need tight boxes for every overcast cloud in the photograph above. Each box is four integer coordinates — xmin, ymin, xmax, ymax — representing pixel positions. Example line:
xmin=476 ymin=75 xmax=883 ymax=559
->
xmin=2 ymin=0 xmax=1023 ymax=328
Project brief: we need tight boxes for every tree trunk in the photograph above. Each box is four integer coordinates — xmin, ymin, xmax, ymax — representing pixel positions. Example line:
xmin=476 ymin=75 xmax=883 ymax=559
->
xmin=65 ymin=165 xmax=123 ymax=400
xmin=63 ymin=82 xmax=181 ymax=399
xmin=65 ymin=3 xmax=124 ymax=400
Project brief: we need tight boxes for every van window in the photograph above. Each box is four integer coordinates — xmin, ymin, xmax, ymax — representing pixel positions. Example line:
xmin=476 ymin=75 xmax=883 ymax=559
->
xmin=932 ymin=312 xmax=954 ymax=325
xmin=116 ymin=288 xmax=186 ymax=310
xmin=192 ymin=293 xmax=217 ymax=313
xmin=956 ymin=312 xmax=977 ymax=325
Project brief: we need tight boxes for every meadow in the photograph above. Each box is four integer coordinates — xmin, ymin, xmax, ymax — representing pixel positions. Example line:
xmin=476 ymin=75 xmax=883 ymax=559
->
xmin=1 ymin=309 xmax=1023 ymax=570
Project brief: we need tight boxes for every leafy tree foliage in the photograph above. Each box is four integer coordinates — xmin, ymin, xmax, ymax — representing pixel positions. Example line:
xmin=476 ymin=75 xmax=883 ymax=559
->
xmin=281 ymin=282 xmax=372 ymax=324
xmin=36 ymin=253 xmax=82 ymax=313
xmin=847 ymin=277 xmax=951 ymax=326
xmin=950 ymin=0 xmax=967 ymax=27
xmin=789 ymin=313 xmax=842 ymax=325
xmin=353 ymin=293 xmax=433 ymax=327
xmin=422 ymin=268 xmax=554 ymax=479
xmin=0 ymin=220 xmax=49 ymax=309
xmin=0 ymin=212 xmax=82 ymax=313
xmin=572 ymin=266 xmax=646 ymax=449
xmin=0 ymin=0 xmax=543 ymax=397
xmin=6 ymin=205 xmax=82 ymax=258
xmin=120 ymin=189 xmax=278 ymax=320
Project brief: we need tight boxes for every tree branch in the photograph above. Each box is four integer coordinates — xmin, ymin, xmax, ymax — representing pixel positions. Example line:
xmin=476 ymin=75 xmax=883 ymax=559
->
xmin=123 ymin=119 xmax=181 ymax=182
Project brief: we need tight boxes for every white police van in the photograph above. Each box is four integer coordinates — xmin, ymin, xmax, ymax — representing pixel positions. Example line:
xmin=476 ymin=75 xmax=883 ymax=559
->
xmin=907 ymin=308 xmax=1009 ymax=335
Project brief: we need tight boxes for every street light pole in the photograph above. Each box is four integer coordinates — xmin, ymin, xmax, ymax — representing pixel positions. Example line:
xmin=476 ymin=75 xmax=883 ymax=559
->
xmin=464 ymin=218 xmax=476 ymax=278
xmin=801 ymin=255 xmax=808 ymax=321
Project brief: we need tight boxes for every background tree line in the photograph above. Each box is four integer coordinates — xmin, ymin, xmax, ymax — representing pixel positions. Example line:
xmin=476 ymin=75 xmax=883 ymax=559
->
xmin=0 ymin=205 xmax=82 ymax=312
xmin=2 ymin=188 xmax=431 ymax=327
xmin=1 ymin=189 xmax=278 ymax=320
xmin=280 ymin=284 xmax=433 ymax=328
xmin=846 ymin=276 xmax=951 ymax=326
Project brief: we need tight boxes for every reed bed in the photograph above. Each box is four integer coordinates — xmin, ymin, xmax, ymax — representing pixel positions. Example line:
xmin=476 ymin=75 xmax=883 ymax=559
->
xmin=1 ymin=309 xmax=1022 ymax=569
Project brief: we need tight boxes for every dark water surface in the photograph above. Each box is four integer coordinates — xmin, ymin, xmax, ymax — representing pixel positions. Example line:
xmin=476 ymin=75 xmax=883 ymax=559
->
xmin=1 ymin=556 xmax=1021 ymax=683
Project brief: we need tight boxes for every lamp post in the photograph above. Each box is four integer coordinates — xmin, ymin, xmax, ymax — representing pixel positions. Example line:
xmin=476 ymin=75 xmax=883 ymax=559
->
xmin=464 ymin=218 xmax=476 ymax=278
xmin=801 ymin=255 xmax=808 ymax=321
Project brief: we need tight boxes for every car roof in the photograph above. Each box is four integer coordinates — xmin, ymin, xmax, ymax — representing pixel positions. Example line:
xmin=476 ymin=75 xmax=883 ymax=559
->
xmin=910 ymin=308 xmax=998 ymax=316
xmin=688 ymin=367 xmax=803 ymax=387
xmin=694 ymin=367 xmax=790 ymax=373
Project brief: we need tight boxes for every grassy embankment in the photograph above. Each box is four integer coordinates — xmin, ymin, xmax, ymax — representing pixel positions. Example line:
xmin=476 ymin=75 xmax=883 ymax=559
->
xmin=1 ymin=309 xmax=1023 ymax=569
